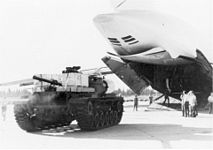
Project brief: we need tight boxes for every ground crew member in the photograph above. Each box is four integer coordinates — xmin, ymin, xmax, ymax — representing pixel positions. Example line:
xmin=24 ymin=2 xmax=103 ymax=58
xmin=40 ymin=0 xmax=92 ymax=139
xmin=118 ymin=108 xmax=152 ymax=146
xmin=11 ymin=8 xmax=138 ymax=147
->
xmin=163 ymin=90 xmax=170 ymax=107
xmin=180 ymin=91 xmax=186 ymax=117
xmin=184 ymin=94 xmax=190 ymax=117
xmin=188 ymin=91 xmax=198 ymax=117
xmin=1 ymin=98 xmax=7 ymax=121
xmin=208 ymin=92 xmax=213 ymax=114
xmin=133 ymin=95 xmax=139 ymax=111
xmin=163 ymin=78 xmax=171 ymax=107
xmin=149 ymin=93 xmax=153 ymax=105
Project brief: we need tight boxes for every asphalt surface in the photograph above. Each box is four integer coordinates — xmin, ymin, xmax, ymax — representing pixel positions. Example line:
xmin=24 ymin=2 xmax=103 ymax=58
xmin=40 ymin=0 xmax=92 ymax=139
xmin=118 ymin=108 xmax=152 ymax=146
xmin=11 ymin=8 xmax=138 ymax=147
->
xmin=0 ymin=103 xmax=213 ymax=149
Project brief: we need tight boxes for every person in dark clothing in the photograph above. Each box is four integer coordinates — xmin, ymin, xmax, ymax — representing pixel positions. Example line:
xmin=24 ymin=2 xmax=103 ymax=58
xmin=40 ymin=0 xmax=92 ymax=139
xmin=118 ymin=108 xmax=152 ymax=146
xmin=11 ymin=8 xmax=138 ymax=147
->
xmin=149 ymin=94 xmax=153 ymax=105
xmin=1 ymin=98 xmax=7 ymax=121
xmin=133 ymin=95 xmax=139 ymax=111
xmin=184 ymin=100 xmax=190 ymax=117
xmin=164 ymin=93 xmax=170 ymax=106
xmin=180 ymin=91 xmax=186 ymax=117
xmin=163 ymin=78 xmax=171 ymax=107
xmin=163 ymin=89 xmax=170 ymax=107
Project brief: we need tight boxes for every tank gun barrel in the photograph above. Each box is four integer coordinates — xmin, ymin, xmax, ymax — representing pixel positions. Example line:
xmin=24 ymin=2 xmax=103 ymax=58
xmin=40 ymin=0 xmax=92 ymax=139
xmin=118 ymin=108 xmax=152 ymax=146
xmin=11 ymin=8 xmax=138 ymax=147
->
xmin=33 ymin=75 xmax=62 ymax=86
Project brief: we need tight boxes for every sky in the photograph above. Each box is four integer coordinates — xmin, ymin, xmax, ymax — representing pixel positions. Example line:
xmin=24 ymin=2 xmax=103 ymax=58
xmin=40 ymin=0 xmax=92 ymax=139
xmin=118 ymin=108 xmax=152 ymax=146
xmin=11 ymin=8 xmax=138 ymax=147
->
xmin=0 ymin=0 xmax=212 ymax=90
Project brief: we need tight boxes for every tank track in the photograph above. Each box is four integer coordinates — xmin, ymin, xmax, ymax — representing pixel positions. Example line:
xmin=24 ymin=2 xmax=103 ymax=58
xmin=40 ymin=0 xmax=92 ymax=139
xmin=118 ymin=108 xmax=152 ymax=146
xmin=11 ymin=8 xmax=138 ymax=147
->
xmin=76 ymin=109 xmax=123 ymax=131
xmin=14 ymin=103 xmax=39 ymax=132
xmin=14 ymin=95 xmax=124 ymax=132
xmin=14 ymin=103 xmax=73 ymax=132
xmin=70 ymin=97 xmax=124 ymax=131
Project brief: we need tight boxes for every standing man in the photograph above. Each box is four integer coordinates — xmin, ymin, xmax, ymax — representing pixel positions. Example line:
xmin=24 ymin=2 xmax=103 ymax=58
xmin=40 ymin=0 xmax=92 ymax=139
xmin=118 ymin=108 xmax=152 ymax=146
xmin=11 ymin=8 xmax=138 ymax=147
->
xmin=184 ymin=95 xmax=190 ymax=117
xmin=163 ymin=78 xmax=171 ymax=107
xmin=188 ymin=91 xmax=198 ymax=117
xmin=133 ymin=95 xmax=139 ymax=111
xmin=180 ymin=91 xmax=186 ymax=117
xmin=1 ymin=98 xmax=7 ymax=121
xmin=149 ymin=93 xmax=153 ymax=105
xmin=208 ymin=92 xmax=213 ymax=114
xmin=164 ymin=92 xmax=170 ymax=107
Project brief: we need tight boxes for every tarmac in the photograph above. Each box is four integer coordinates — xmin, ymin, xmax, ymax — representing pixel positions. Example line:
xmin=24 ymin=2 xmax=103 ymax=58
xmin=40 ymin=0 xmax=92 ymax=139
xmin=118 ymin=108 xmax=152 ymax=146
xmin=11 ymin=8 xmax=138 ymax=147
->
xmin=0 ymin=102 xmax=213 ymax=149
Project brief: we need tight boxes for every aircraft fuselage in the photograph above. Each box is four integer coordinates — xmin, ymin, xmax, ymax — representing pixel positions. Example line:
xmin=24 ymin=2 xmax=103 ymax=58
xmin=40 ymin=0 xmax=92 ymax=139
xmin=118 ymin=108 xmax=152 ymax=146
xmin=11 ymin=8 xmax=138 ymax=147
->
xmin=95 ymin=10 xmax=212 ymax=105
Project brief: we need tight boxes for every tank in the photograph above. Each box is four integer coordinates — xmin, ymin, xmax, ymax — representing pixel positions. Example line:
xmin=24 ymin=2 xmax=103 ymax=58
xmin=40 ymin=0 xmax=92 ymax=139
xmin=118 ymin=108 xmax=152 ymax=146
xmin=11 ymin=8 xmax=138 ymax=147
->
xmin=14 ymin=66 xmax=124 ymax=132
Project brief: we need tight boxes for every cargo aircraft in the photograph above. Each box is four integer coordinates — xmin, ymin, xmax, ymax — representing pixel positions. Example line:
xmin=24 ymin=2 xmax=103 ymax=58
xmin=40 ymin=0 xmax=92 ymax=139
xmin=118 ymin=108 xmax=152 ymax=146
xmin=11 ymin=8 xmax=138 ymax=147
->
xmin=93 ymin=0 xmax=212 ymax=105
xmin=0 ymin=0 xmax=212 ymax=106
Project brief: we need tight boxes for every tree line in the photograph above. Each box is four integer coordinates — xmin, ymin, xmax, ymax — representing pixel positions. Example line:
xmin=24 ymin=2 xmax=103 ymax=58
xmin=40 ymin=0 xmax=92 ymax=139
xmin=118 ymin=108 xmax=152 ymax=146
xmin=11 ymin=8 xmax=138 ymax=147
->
xmin=0 ymin=89 xmax=31 ymax=98
xmin=112 ymin=87 xmax=159 ymax=96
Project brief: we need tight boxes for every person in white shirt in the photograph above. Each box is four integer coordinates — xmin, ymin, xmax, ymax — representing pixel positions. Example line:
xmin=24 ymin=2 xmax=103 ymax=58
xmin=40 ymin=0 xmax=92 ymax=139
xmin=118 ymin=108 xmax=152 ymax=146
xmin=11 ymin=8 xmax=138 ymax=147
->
xmin=180 ymin=91 xmax=187 ymax=117
xmin=188 ymin=91 xmax=198 ymax=117
xmin=208 ymin=92 xmax=213 ymax=114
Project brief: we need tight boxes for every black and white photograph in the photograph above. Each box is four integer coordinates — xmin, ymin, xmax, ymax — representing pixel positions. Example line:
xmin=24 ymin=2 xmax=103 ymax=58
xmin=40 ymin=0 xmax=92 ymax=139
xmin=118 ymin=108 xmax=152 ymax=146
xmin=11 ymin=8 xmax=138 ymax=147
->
xmin=0 ymin=0 xmax=212 ymax=149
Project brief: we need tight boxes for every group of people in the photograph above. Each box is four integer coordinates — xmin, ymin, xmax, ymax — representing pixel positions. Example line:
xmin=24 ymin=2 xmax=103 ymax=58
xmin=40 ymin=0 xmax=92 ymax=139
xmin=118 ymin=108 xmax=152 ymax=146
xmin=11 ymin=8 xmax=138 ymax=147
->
xmin=133 ymin=94 xmax=154 ymax=111
xmin=133 ymin=90 xmax=213 ymax=115
xmin=180 ymin=90 xmax=198 ymax=117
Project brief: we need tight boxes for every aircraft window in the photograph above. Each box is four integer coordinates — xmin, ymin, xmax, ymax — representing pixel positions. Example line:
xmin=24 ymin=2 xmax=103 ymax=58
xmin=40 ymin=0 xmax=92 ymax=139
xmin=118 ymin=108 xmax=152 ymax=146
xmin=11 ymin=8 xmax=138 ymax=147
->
xmin=108 ymin=37 xmax=121 ymax=46
xmin=108 ymin=38 xmax=120 ymax=43
xmin=110 ymin=40 xmax=120 ymax=44
xmin=112 ymin=43 xmax=122 ymax=46
xmin=121 ymin=35 xmax=139 ymax=45
xmin=121 ymin=35 xmax=132 ymax=40
xmin=108 ymin=37 xmax=117 ymax=41
xmin=129 ymin=41 xmax=139 ymax=45
xmin=124 ymin=38 xmax=136 ymax=42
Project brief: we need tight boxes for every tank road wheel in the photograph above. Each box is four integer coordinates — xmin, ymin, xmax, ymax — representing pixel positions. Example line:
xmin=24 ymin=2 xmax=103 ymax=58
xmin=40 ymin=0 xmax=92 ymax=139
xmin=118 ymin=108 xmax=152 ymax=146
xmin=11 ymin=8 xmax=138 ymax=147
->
xmin=113 ymin=111 xmax=118 ymax=124
xmin=117 ymin=102 xmax=123 ymax=113
xmin=87 ymin=101 xmax=93 ymax=116
xmin=75 ymin=102 xmax=95 ymax=131
xmin=92 ymin=112 xmax=99 ymax=129
xmin=117 ymin=111 xmax=123 ymax=123
xmin=109 ymin=111 xmax=114 ymax=125
xmin=98 ymin=112 xmax=104 ymax=128
xmin=103 ymin=112 xmax=107 ymax=126
xmin=116 ymin=101 xmax=123 ymax=124
xmin=105 ymin=112 xmax=109 ymax=126
xmin=14 ymin=104 xmax=39 ymax=132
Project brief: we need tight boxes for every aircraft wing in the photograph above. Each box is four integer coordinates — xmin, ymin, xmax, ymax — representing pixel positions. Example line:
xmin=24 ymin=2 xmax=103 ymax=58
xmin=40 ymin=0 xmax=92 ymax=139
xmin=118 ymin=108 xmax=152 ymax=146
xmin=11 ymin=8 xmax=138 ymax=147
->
xmin=108 ymin=47 xmax=193 ymax=65
xmin=80 ymin=67 xmax=113 ymax=75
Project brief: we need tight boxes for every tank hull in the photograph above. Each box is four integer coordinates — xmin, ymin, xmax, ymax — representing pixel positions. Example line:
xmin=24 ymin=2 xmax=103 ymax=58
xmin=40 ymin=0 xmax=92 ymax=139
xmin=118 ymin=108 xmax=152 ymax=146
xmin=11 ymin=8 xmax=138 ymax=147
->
xmin=14 ymin=92 xmax=124 ymax=132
